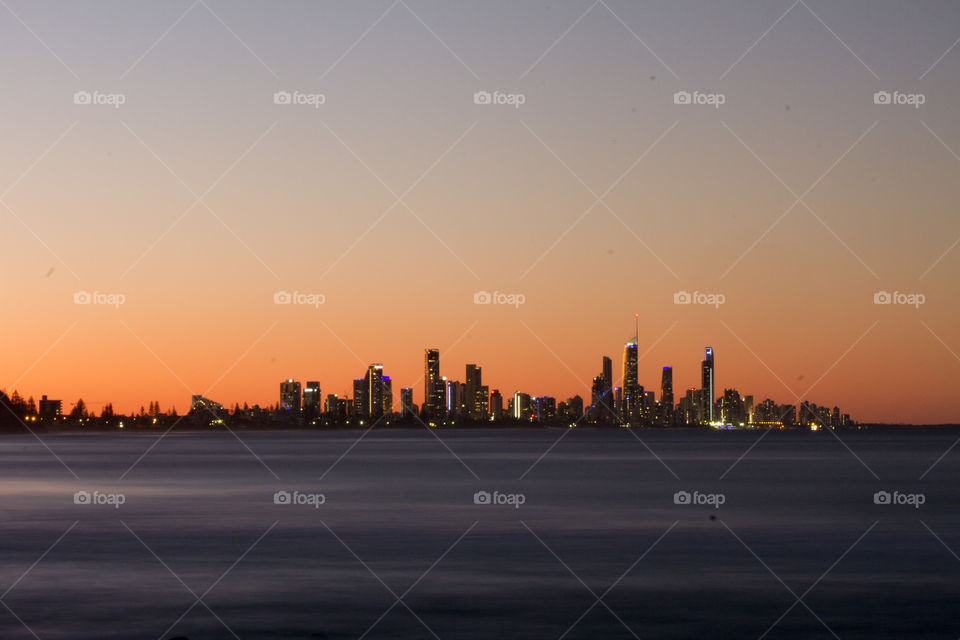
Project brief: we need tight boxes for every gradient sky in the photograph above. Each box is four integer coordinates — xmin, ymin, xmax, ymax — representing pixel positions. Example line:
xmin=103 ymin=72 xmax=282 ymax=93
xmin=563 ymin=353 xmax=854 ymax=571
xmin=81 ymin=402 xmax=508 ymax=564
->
xmin=1 ymin=0 xmax=959 ymax=422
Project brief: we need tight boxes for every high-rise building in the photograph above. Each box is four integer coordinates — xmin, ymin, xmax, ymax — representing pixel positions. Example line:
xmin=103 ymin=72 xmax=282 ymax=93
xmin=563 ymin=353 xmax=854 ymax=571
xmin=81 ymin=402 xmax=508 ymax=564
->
xmin=701 ymin=347 xmax=715 ymax=424
xmin=535 ymin=396 xmax=556 ymax=422
xmin=424 ymin=349 xmax=442 ymax=417
xmin=382 ymin=375 xmax=393 ymax=415
xmin=324 ymin=394 xmax=348 ymax=420
xmin=566 ymin=395 xmax=584 ymax=419
xmin=660 ymin=366 xmax=674 ymax=424
xmin=365 ymin=364 xmax=385 ymax=417
xmin=490 ymin=389 xmax=504 ymax=420
xmin=621 ymin=341 xmax=640 ymax=424
xmin=446 ymin=380 xmax=464 ymax=416
xmin=280 ymin=379 xmax=302 ymax=413
xmin=465 ymin=364 xmax=483 ymax=419
xmin=591 ymin=376 xmax=604 ymax=407
xmin=437 ymin=376 xmax=447 ymax=418
xmin=353 ymin=378 xmax=367 ymax=418
xmin=720 ymin=388 xmax=744 ymax=425
xmin=477 ymin=385 xmax=489 ymax=420
xmin=303 ymin=382 xmax=321 ymax=414
xmin=602 ymin=356 xmax=613 ymax=396
xmin=743 ymin=395 xmax=754 ymax=424
xmin=400 ymin=387 xmax=415 ymax=418
xmin=513 ymin=392 xmax=532 ymax=420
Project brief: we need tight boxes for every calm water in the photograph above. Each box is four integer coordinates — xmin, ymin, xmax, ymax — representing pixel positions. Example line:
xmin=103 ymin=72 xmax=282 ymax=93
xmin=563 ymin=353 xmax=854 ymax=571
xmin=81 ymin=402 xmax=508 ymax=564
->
xmin=1 ymin=428 xmax=958 ymax=639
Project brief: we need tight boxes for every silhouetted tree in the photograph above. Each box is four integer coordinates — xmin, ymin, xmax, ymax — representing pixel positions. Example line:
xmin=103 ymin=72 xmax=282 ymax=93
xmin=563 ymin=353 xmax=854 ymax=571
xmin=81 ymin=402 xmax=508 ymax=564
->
xmin=69 ymin=398 xmax=88 ymax=420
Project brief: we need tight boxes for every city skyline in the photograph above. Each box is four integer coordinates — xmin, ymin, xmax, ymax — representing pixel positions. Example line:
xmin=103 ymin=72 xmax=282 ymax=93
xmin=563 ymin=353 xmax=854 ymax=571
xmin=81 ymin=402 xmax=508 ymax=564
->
xmin=4 ymin=339 xmax=859 ymax=428
xmin=2 ymin=1 xmax=959 ymax=424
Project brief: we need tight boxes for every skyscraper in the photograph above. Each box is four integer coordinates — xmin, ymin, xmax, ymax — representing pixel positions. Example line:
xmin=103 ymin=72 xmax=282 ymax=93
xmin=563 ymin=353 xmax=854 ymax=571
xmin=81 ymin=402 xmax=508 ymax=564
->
xmin=424 ymin=349 xmax=442 ymax=417
xmin=280 ymin=379 xmax=301 ymax=413
xmin=382 ymin=375 xmax=393 ymax=415
xmin=465 ymin=364 xmax=483 ymax=419
xmin=602 ymin=356 xmax=613 ymax=397
xmin=490 ymin=389 xmax=504 ymax=420
xmin=366 ymin=364 xmax=384 ymax=417
xmin=400 ymin=387 xmax=414 ymax=418
xmin=353 ymin=378 xmax=367 ymax=418
xmin=660 ymin=366 xmax=674 ymax=425
xmin=303 ymin=381 xmax=320 ymax=414
xmin=701 ymin=347 xmax=714 ymax=424
xmin=600 ymin=355 xmax=615 ymax=422
xmin=621 ymin=341 xmax=640 ymax=424
xmin=513 ymin=392 xmax=532 ymax=420
xmin=446 ymin=380 xmax=464 ymax=416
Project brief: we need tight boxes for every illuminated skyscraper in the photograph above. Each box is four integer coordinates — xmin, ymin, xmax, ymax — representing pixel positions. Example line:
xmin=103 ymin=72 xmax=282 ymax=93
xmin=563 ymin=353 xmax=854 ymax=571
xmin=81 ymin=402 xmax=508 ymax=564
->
xmin=424 ymin=349 xmax=442 ymax=417
xmin=280 ymin=379 xmax=301 ymax=413
xmin=535 ymin=396 xmax=556 ymax=422
xmin=303 ymin=381 xmax=320 ymax=414
xmin=382 ymin=375 xmax=393 ymax=415
xmin=465 ymin=364 xmax=483 ymax=419
xmin=477 ymin=385 xmax=489 ymax=420
xmin=366 ymin=364 xmax=385 ymax=417
xmin=446 ymin=380 xmax=464 ymax=416
xmin=701 ymin=347 xmax=714 ymax=424
xmin=353 ymin=378 xmax=367 ymax=418
xmin=513 ymin=391 xmax=532 ymax=420
xmin=621 ymin=341 xmax=640 ymax=424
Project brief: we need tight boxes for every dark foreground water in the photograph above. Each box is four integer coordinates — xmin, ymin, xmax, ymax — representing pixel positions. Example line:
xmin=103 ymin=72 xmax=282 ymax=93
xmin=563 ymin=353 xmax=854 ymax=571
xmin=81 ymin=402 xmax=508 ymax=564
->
xmin=1 ymin=428 xmax=958 ymax=639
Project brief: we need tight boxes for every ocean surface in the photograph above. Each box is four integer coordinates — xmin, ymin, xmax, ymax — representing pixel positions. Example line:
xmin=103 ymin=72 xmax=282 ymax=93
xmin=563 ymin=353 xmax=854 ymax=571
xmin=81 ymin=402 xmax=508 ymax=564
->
xmin=1 ymin=427 xmax=958 ymax=639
